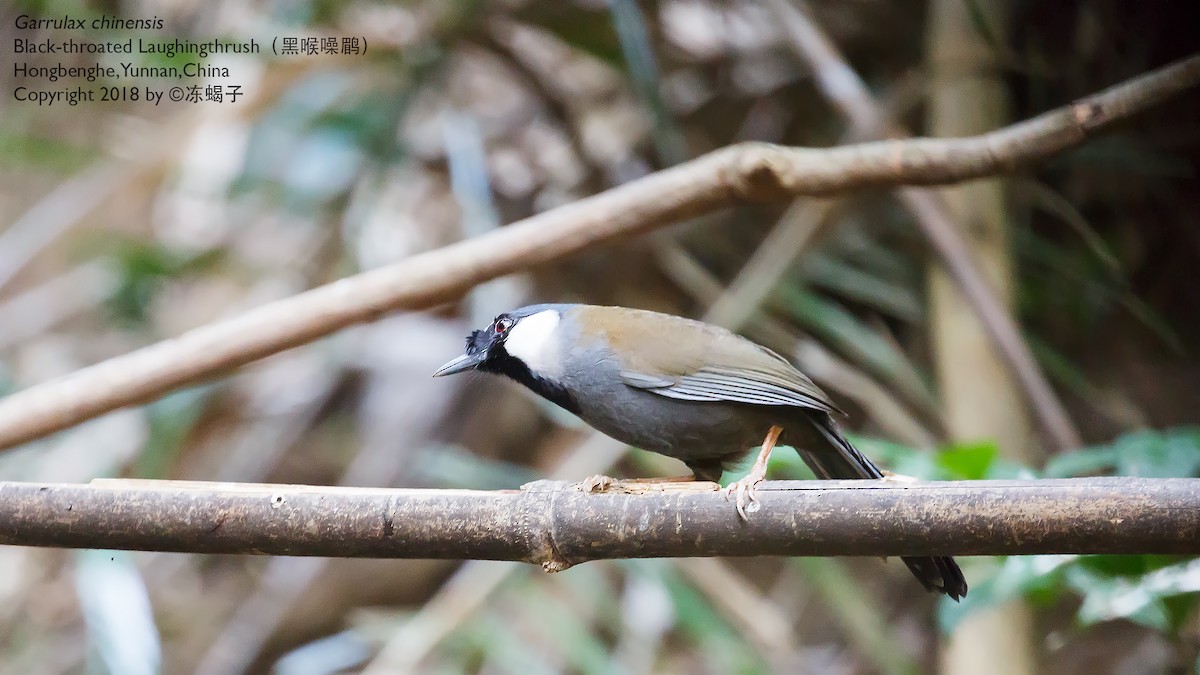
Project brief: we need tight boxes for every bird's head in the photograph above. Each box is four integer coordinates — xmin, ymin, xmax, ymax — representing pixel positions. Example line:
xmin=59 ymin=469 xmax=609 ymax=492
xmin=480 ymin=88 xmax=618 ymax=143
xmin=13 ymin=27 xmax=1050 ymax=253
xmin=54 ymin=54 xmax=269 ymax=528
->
xmin=433 ymin=304 xmax=567 ymax=381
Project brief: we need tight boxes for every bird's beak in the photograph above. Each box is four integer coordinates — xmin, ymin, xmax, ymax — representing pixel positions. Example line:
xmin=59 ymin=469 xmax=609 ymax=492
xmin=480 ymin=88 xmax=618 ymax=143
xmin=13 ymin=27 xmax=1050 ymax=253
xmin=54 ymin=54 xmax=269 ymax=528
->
xmin=433 ymin=351 xmax=487 ymax=377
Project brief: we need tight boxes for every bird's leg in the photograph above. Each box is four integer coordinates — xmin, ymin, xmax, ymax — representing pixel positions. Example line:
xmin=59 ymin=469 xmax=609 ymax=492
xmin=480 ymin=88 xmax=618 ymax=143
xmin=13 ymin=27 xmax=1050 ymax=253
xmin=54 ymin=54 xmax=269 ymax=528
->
xmin=724 ymin=424 xmax=784 ymax=520
xmin=880 ymin=470 xmax=918 ymax=483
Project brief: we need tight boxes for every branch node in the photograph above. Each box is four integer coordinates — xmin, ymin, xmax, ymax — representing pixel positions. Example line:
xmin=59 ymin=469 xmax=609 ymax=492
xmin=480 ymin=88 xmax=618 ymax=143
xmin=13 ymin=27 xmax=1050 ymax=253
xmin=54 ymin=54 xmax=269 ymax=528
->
xmin=540 ymin=558 xmax=574 ymax=573
xmin=723 ymin=143 xmax=792 ymax=201
xmin=520 ymin=480 xmax=577 ymax=573
xmin=1072 ymin=100 xmax=1105 ymax=130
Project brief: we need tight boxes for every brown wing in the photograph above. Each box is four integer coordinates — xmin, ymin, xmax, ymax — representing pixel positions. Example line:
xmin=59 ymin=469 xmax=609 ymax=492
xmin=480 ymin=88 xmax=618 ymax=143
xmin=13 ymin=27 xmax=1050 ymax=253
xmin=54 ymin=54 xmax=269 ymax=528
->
xmin=574 ymin=306 xmax=841 ymax=415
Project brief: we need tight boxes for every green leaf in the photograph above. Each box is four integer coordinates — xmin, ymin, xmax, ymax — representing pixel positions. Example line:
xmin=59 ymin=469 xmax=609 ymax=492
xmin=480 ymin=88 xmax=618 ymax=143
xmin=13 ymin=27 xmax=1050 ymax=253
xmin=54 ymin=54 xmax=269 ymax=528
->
xmin=1113 ymin=428 xmax=1200 ymax=478
xmin=849 ymin=436 xmax=948 ymax=481
xmin=536 ymin=8 xmax=624 ymax=67
xmin=96 ymin=239 xmax=225 ymax=326
xmin=1075 ymin=555 xmax=1183 ymax=579
xmin=855 ymin=428 xmax=1200 ymax=642
xmin=1067 ymin=559 xmax=1200 ymax=631
xmin=937 ymin=441 xmax=999 ymax=480
xmin=758 ymin=444 xmax=817 ymax=480
xmin=1069 ymin=571 xmax=1155 ymax=630
xmin=1043 ymin=428 xmax=1200 ymax=479
xmin=0 ymin=129 xmax=100 ymax=173
xmin=1043 ymin=446 xmax=1119 ymax=478
xmin=940 ymin=556 xmax=1076 ymax=633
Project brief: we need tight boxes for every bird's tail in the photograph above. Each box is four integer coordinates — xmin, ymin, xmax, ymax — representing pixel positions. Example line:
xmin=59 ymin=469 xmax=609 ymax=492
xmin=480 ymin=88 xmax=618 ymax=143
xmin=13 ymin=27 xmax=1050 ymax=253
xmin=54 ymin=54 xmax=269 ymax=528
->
xmin=790 ymin=413 xmax=968 ymax=601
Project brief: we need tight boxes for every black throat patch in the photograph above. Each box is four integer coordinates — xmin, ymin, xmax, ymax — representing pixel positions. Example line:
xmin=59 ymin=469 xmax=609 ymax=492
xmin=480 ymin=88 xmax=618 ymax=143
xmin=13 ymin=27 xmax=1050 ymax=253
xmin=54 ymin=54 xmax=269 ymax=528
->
xmin=482 ymin=347 xmax=580 ymax=415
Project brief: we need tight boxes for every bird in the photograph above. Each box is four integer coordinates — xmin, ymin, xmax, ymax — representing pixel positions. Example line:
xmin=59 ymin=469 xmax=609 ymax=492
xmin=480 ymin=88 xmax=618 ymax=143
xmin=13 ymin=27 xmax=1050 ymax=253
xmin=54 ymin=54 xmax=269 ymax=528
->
xmin=434 ymin=303 xmax=967 ymax=600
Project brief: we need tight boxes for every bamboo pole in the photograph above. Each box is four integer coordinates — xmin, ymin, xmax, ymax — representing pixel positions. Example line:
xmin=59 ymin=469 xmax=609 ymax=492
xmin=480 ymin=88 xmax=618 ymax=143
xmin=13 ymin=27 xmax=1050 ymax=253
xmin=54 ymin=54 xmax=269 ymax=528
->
xmin=0 ymin=478 xmax=1195 ymax=564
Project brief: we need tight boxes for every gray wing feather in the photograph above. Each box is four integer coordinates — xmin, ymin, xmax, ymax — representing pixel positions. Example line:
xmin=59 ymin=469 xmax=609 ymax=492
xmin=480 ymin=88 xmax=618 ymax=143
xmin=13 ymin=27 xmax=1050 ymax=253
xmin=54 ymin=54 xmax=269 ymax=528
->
xmin=619 ymin=366 xmax=837 ymax=413
xmin=616 ymin=371 xmax=675 ymax=388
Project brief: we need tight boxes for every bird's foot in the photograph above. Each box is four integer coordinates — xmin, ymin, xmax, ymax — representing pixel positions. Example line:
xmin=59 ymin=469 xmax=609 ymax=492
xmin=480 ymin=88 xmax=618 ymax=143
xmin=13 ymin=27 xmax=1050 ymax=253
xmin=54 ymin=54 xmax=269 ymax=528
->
xmin=723 ymin=476 xmax=763 ymax=521
xmin=723 ymin=424 xmax=783 ymax=521
xmin=881 ymin=470 xmax=918 ymax=483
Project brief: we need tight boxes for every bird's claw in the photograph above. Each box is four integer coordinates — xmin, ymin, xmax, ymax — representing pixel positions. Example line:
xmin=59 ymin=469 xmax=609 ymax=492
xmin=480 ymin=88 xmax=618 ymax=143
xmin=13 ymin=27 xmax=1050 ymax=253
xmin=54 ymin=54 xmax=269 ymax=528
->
xmin=723 ymin=477 xmax=762 ymax=521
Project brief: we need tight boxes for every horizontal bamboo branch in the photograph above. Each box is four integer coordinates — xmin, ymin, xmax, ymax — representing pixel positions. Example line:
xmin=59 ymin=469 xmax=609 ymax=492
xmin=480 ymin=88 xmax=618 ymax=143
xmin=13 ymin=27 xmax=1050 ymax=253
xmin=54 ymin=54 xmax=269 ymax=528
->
xmin=0 ymin=55 xmax=1196 ymax=450
xmin=2 ymin=478 xmax=1197 ymax=567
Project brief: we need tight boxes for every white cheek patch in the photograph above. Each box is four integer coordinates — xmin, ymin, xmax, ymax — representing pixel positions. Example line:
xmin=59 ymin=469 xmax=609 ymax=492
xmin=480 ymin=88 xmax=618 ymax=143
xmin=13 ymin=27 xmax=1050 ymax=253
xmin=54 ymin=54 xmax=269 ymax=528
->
xmin=504 ymin=309 xmax=562 ymax=377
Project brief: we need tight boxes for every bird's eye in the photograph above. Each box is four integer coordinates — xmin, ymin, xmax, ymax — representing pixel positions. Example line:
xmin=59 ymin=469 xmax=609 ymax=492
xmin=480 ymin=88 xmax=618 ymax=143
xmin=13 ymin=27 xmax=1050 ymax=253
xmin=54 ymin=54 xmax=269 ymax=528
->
xmin=495 ymin=317 xmax=513 ymax=333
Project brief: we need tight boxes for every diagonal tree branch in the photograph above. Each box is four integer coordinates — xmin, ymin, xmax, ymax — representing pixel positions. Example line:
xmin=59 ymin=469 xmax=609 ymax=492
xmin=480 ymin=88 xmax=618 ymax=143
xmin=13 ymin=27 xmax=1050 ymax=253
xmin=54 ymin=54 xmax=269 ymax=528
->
xmin=2 ymin=478 xmax=1198 ymax=561
xmin=0 ymin=54 xmax=1195 ymax=450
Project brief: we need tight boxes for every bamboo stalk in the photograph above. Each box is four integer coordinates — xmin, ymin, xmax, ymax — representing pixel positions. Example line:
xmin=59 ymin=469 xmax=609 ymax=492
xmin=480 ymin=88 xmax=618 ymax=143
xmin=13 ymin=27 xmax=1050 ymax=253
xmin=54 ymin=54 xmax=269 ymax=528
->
xmin=0 ymin=478 xmax=1195 ymax=562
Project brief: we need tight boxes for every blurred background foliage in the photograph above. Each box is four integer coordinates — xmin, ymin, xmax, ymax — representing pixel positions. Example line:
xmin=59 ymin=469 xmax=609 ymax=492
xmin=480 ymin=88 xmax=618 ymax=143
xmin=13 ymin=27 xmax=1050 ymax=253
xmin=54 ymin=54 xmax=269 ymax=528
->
xmin=1 ymin=0 xmax=1198 ymax=673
